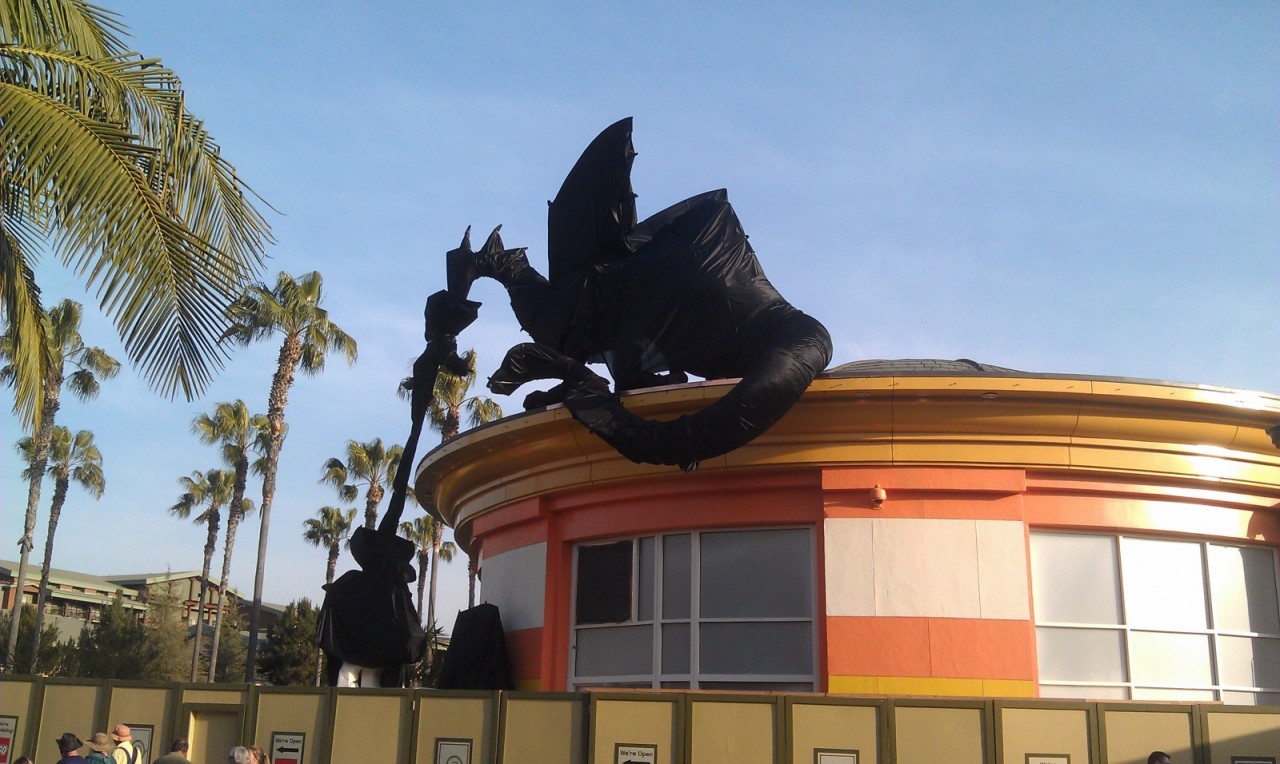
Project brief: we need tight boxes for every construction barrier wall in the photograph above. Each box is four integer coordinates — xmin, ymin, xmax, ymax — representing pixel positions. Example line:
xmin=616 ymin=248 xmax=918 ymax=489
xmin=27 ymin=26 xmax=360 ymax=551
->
xmin=2 ymin=678 xmax=1278 ymax=764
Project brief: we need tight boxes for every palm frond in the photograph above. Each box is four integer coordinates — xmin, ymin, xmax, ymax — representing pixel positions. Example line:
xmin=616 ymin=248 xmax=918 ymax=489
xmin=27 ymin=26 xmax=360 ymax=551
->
xmin=0 ymin=215 xmax=49 ymax=429
xmin=2 ymin=82 xmax=249 ymax=399
xmin=0 ymin=0 xmax=129 ymax=56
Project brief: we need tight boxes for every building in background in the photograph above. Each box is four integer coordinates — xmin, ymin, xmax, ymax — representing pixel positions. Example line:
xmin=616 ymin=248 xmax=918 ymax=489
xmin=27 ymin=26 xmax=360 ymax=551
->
xmin=0 ymin=561 xmax=283 ymax=641
xmin=415 ymin=360 xmax=1280 ymax=702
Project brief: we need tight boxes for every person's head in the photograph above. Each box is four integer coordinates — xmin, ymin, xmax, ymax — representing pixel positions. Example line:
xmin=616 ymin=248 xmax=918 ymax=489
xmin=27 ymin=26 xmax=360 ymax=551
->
xmin=229 ymin=745 xmax=252 ymax=764
xmin=14 ymin=757 xmax=33 ymax=764
xmin=171 ymin=737 xmax=190 ymax=754
xmin=110 ymin=724 xmax=133 ymax=743
xmin=248 ymin=745 xmax=269 ymax=764
xmin=1149 ymin=752 xmax=1171 ymax=764
xmin=86 ymin=732 xmax=115 ymax=754
xmin=56 ymin=732 xmax=83 ymax=754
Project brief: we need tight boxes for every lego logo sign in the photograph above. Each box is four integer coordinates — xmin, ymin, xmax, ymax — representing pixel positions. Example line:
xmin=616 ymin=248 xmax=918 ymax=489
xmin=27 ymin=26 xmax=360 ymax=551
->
xmin=0 ymin=714 xmax=17 ymax=764
xmin=270 ymin=732 xmax=304 ymax=764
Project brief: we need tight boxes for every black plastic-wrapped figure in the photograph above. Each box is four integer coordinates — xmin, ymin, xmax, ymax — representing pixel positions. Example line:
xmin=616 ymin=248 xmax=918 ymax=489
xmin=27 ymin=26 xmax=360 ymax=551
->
xmin=316 ymin=288 xmax=479 ymax=687
xmin=453 ymin=118 xmax=834 ymax=471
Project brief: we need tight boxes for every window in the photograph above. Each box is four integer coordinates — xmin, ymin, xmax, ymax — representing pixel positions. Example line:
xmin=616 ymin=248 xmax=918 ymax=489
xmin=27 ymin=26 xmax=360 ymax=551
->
xmin=570 ymin=527 xmax=816 ymax=690
xmin=1031 ymin=532 xmax=1280 ymax=704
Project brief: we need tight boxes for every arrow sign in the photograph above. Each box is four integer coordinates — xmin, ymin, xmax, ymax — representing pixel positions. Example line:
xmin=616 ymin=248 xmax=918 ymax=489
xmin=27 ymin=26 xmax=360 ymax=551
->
xmin=270 ymin=732 xmax=305 ymax=764
xmin=615 ymin=743 xmax=657 ymax=764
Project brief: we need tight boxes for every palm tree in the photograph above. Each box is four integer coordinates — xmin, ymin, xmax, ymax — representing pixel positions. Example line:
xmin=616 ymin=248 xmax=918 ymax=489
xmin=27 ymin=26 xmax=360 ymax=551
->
xmin=398 ymin=515 xmax=457 ymax=626
xmin=17 ymin=426 xmax=104 ymax=672
xmin=192 ymin=400 xmax=266 ymax=681
xmin=320 ymin=438 xmax=403 ymax=531
xmin=221 ymin=270 xmax=356 ymax=681
xmin=302 ymin=506 xmax=356 ymax=587
xmin=0 ymin=0 xmax=273 ymax=432
xmin=169 ymin=468 xmax=234 ymax=682
xmin=413 ymin=348 xmax=502 ymax=614
xmin=1 ymin=299 xmax=118 ymax=670
xmin=424 ymin=349 xmax=504 ymax=442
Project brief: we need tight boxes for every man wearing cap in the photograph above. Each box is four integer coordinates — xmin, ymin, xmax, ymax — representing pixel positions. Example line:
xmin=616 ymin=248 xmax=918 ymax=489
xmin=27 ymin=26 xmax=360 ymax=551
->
xmin=55 ymin=732 xmax=88 ymax=763
xmin=153 ymin=738 xmax=190 ymax=763
xmin=109 ymin=725 xmax=143 ymax=764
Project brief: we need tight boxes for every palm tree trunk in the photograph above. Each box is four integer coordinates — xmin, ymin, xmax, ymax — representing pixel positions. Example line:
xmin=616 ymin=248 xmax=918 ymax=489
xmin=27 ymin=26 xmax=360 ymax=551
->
xmin=191 ymin=507 xmax=220 ymax=681
xmin=317 ymin=544 xmax=339 ymax=687
xmin=427 ymin=525 xmax=441 ymax=661
xmin=207 ymin=508 xmax=242 ymax=681
xmin=210 ymin=454 xmax=249 ymax=682
xmin=4 ymin=391 xmax=57 ymax=671
xmin=326 ymin=546 xmax=339 ymax=586
xmin=416 ymin=553 xmax=428 ymax=624
xmin=28 ymin=474 xmax=67 ymax=673
xmin=363 ymin=483 xmax=382 ymax=530
xmin=467 ymin=555 xmax=477 ymax=609
xmin=246 ymin=334 xmax=301 ymax=683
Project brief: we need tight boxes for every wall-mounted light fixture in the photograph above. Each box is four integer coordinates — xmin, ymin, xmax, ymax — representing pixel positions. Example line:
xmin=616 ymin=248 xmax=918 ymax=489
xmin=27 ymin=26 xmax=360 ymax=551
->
xmin=871 ymin=484 xmax=887 ymax=508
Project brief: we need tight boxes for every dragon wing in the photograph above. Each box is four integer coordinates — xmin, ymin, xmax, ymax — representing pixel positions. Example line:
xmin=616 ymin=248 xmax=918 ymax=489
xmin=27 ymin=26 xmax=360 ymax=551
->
xmin=547 ymin=117 xmax=639 ymax=284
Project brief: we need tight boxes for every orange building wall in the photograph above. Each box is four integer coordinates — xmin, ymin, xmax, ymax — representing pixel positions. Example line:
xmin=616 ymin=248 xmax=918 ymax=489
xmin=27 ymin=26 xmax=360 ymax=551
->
xmin=472 ymin=463 xmax=1279 ymax=695
xmin=426 ymin=374 xmax=1280 ymax=696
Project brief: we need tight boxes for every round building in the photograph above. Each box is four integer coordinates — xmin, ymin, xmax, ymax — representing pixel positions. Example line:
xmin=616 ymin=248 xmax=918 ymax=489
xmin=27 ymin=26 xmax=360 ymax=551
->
xmin=414 ymin=360 xmax=1280 ymax=703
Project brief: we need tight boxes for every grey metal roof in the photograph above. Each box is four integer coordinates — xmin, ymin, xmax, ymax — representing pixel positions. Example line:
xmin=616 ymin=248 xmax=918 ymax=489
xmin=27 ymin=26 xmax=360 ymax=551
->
xmin=824 ymin=358 xmax=1024 ymax=377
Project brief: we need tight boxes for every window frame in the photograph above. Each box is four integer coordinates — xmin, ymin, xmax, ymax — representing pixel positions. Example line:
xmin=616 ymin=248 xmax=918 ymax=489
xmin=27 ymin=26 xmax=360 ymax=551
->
xmin=568 ymin=526 xmax=818 ymax=691
xmin=1031 ymin=530 xmax=1280 ymax=703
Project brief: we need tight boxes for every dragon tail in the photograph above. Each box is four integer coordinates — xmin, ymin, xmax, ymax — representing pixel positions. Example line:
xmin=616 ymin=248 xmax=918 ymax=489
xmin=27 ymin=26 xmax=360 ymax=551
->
xmin=564 ymin=312 xmax=832 ymax=471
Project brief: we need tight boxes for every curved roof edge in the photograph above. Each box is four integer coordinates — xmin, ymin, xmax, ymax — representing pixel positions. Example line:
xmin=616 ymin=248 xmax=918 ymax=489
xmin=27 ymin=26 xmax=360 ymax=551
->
xmin=824 ymin=358 xmax=1277 ymax=399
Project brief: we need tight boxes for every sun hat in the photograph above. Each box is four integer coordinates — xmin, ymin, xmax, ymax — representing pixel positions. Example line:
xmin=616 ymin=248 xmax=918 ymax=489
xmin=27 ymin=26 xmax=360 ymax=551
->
xmin=87 ymin=732 xmax=115 ymax=752
xmin=56 ymin=732 xmax=83 ymax=751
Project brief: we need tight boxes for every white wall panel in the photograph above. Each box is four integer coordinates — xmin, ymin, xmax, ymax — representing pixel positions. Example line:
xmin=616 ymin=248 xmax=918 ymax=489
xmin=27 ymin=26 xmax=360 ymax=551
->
xmin=824 ymin=519 xmax=875 ymax=616
xmin=480 ymin=542 xmax=547 ymax=631
xmin=874 ymin=518 xmax=981 ymax=617
xmin=976 ymin=519 xmax=1031 ymax=619
xmin=824 ymin=517 xmax=1029 ymax=619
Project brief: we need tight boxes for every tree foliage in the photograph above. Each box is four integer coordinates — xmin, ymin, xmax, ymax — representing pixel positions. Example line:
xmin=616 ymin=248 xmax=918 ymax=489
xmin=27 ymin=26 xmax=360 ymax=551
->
xmin=2 ymin=298 xmax=117 ymax=670
xmin=18 ymin=425 xmax=105 ymax=672
xmin=0 ymin=604 xmax=75 ymax=676
xmin=191 ymin=399 xmax=263 ymax=681
xmin=256 ymin=598 xmax=320 ymax=686
xmin=205 ymin=604 xmax=246 ymax=683
xmin=302 ymin=506 xmax=355 ymax=585
xmin=220 ymin=270 xmax=355 ymax=681
xmin=140 ymin=578 xmax=191 ymax=682
xmin=320 ymin=437 xmax=401 ymax=530
xmin=0 ymin=0 xmax=274 ymax=428
xmin=76 ymin=594 xmax=146 ymax=679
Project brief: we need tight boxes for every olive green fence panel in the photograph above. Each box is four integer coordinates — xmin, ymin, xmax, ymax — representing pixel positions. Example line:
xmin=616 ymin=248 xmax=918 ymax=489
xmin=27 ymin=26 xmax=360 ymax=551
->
xmin=413 ymin=689 xmax=498 ymax=764
xmin=3 ymin=677 xmax=1280 ymax=764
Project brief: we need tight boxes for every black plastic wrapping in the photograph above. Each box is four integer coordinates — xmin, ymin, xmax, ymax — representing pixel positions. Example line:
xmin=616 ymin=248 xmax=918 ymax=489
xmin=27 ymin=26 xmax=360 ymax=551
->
xmin=490 ymin=118 xmax=833 ymax=468
xmin=435 ymin=603 xmax=514 ymax=690
xmin=316 ymin=527 xmax=426 ymax=683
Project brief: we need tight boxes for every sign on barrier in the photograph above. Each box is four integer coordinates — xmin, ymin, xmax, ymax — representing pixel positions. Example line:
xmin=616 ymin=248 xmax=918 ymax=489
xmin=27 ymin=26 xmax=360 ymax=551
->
xmin=435 ymin=738 xmax=471 ymax=764
xmin=125 ymin=723 xmax=154 ymax=760
xmin=615 ymin=743 xmax=657 ymax=764
xmin=271 ymin=731 xmax=305 ymax=764
xmin=0 ymin=715 xmax=16 ymax=764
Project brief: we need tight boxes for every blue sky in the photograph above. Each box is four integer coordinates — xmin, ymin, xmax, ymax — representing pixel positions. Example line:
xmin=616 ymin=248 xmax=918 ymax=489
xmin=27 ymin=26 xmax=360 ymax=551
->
xmin=3 ymin=1 xmax=1277 ymax=629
